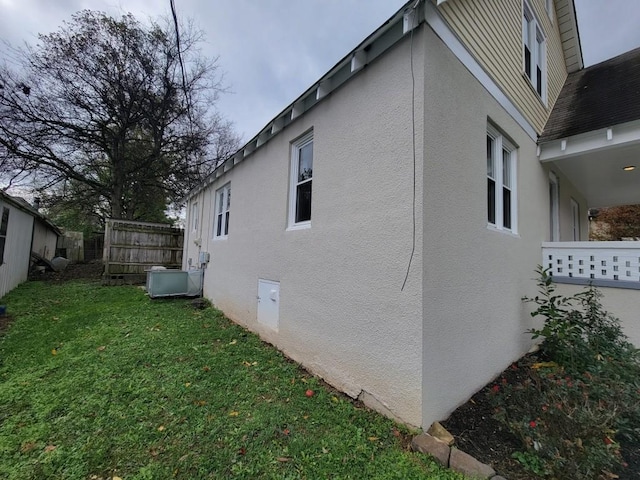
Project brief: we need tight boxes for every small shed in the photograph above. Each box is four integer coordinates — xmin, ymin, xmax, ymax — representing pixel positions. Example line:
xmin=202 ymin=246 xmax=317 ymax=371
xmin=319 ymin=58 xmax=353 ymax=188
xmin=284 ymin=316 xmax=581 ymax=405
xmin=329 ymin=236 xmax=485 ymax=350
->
xmin=0 ymin=192 xmax=61 ymax=298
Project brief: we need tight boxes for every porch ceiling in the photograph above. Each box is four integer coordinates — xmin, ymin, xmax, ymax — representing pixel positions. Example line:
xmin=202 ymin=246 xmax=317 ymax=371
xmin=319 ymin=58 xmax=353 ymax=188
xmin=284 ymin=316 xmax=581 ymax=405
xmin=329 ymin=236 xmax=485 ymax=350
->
xmin=539 ymin=121 xmax=640 ymax=208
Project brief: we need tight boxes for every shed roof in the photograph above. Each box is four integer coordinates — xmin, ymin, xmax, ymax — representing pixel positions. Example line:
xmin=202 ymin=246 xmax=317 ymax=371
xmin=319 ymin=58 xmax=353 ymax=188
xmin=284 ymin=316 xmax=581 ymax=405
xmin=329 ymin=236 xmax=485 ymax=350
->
xmin=539 ymin=46 xmax=640 ymax=143
xmin=0 ymin=191 xmax=62 ymax=236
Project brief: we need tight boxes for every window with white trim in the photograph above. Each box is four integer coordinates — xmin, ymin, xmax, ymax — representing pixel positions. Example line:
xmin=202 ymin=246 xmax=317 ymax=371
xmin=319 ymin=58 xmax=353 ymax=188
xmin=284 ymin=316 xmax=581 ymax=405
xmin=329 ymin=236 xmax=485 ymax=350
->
xmin=522 ymin=1 xmax=546 ymax=100
xmin=487 ymin=126 xmax=517 ymax=233
xmin=214 ymin=183 xmax=230 ymax=239
xmin=288 ymin=131 xmax=313 ymax=228
xmin=0 ymin=207 xmax=9 ymax=265
xmin=191 ymin=202 xmax=199 ymax=232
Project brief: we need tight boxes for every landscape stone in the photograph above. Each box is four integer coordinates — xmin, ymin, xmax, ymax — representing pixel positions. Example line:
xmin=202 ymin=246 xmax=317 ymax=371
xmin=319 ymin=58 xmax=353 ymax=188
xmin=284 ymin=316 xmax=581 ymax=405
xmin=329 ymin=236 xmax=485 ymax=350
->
xmin=449 ymin=448 xmax=496 ymax=479
xmin=411 ymin=434 xmax=450 ymax=466
xmin=427 ymin=421 xmax=455 ymax=446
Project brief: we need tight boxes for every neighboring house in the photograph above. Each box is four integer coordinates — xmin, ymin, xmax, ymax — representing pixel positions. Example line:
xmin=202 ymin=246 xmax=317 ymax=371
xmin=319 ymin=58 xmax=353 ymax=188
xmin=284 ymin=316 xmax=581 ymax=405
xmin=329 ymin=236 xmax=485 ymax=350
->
xmin=183 ymin=0 xmax=639 ymax=429
xmin=0 ymin=192 xmax=61 ymax=298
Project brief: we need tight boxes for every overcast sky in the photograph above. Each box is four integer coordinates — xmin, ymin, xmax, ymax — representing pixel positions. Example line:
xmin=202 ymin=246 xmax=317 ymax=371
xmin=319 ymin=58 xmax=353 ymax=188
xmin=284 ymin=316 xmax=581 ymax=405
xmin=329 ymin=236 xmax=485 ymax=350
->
xmin=1 ymin=0 xmax=640 ymax=143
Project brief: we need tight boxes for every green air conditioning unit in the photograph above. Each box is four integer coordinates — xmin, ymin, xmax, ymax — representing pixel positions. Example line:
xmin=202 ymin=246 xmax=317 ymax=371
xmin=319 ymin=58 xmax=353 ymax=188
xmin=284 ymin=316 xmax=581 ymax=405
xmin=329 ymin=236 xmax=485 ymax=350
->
xmin=146 ymin=269 xmax=203 ymax=298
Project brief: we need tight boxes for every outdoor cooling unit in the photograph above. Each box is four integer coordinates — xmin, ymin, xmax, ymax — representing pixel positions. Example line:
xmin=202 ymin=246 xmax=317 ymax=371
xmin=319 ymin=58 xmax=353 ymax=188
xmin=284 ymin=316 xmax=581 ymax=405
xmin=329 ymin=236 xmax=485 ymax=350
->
xmin=146 ymin=269 xmax=203 ymax=298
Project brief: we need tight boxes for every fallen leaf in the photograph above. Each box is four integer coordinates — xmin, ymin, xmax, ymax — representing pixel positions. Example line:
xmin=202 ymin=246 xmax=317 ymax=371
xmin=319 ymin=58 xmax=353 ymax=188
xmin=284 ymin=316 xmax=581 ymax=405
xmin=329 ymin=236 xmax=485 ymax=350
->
xmin=185 ymin=382 xmax=191 ymax=387
xmin=97 ymin=346 xmax=106 ymax=351
xmin=194 ymin=400 xmax=207 ymax=406
xmin=368 ymin=436 xmax=379 ymax=442
xmin=202 ymin=366 xmax=211 ymax=372
xmin=331 ymin=396 xmax=338 ymax=403
xmin=179 ymin=454 xmax=189 ymax=462
xmin=392 ymin=428 xmax=401 ymax=437
xmin=229 ymin=339 xmax=237 ymax=345
xmin=229 ymin=411 xmax=239 ymax=417
xmin=51 ymin=349 xmax=57 ymax=356
xmin=20 ymin=441 xmax=37 ymax=453
xmin=277 ymin=457 xmax=291 ymax=462
xmin=322 ymin=447 xmax=329 ymax=454
xmin=44 ymin=445 xmax=57 ymax=453
xmin=52 ymin=317 xmax=59 ymax=321
xmin=157 ymin=425 xmax=165 ymax=431
xmin=238 ymin=447 xmax=246 ymax=455
xmin=112 ymin=477 xmax=123 ymax=480
xmin=532 ymin=361 xmax=558 ymax=369
xmin=303 ymin=415 xmax=309 ymax=420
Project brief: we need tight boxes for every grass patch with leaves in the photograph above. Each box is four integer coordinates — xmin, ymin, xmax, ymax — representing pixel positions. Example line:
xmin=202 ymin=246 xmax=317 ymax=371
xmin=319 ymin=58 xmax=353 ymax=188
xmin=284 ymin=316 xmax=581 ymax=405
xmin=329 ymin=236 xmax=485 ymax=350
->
xmin=0 ymin=280 xmax=465 ymax=480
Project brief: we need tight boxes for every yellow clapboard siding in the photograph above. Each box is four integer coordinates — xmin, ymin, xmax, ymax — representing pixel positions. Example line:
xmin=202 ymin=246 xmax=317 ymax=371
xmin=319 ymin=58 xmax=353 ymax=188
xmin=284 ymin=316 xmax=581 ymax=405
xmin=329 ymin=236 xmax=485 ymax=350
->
xmin=437 ymin=0 xmax=568 ymax=135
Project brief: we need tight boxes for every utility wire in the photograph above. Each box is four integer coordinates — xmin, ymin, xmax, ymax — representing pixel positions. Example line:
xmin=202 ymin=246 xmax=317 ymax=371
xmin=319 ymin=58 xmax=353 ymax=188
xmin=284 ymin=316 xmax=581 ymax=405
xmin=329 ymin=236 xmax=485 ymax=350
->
xmin=401 ymin=5 xmax=418 ymax=292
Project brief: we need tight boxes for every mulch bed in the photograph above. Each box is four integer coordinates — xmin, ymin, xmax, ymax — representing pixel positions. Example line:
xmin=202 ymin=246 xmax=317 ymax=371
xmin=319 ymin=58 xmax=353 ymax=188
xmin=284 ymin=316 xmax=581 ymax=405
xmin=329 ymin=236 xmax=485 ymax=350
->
xmin=441 ymin=354 xmax=639 ymax=480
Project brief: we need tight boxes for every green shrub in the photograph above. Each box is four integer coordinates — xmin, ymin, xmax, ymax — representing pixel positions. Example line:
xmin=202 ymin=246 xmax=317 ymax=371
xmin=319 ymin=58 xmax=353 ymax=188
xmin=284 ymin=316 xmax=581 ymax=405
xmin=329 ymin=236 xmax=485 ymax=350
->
xmin=488 ymin=267 xmax=640 ymax=479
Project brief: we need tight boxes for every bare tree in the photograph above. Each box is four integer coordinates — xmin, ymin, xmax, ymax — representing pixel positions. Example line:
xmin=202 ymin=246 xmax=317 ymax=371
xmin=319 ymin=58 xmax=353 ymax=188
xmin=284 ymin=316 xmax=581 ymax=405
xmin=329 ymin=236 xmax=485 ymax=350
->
xmin=0 ymin=10 xmax=239 ymax=221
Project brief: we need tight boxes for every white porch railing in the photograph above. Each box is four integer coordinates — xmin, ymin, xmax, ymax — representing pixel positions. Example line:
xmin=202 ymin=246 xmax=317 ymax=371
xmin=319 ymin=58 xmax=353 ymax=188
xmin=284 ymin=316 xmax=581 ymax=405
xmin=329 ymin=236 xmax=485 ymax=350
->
xmin=542 ymin=242 xmax=640 ymax=288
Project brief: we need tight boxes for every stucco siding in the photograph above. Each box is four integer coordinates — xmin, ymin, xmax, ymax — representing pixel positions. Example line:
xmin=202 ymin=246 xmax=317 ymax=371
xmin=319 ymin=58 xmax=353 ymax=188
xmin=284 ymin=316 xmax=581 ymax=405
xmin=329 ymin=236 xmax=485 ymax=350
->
xmin=421 ymin=25 xmax=550 ymax=425
xmin=437 ymin=0 xmax=567 ymax=134
xmin=0 ymin=202 xmax=34 ymax=298
xmin=553 ymin=284 xmax=640 ymax=348
xmin=185 ymin=32 xmax=426 ymax=427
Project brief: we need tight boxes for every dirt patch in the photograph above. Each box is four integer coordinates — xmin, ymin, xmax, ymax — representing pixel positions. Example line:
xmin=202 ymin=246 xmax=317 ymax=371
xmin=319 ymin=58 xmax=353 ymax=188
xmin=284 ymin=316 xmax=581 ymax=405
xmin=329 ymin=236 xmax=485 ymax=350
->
xmin=30 ymin=261 xmax=104 ymax=282
xmin=0 ymin=314 xmax=14 ymax=335
xmin=441 ymin=356 xmax=639 ymax=480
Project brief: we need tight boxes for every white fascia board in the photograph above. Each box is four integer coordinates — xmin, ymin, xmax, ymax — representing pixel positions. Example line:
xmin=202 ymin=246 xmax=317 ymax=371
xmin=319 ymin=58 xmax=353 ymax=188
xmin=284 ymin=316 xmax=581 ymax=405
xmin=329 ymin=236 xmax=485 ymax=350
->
xmin=539 ymin=119 xmax=640 ymax=162
xmin=563 ymin=0 xmax=584 ymax=72
xmin=425 ymin=1 xmax=538 ymax=141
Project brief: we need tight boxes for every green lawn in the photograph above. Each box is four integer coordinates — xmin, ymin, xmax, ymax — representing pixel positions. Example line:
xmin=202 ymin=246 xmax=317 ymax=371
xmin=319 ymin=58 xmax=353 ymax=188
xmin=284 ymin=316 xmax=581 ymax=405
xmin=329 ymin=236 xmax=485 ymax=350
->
xmin=0 ymin=280 xmax=465 ymax=480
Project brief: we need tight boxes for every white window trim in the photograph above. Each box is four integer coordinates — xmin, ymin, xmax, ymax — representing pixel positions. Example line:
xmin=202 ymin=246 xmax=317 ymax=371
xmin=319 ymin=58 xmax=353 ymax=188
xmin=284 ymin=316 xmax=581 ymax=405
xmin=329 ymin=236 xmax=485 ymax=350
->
xmin=213 ymin=183 xmax=231 ymax=240
xmin=549 ymin=171 xmax=560 ymax=241
xmin=191 ymin=201 xmax=199 ymax=233
xmin=571 ymin=197 xmax=580 ymax=241
xmin=287 ymin=131 xmax=313 ymax=230
xmin=522 ymin=0 xmax=547 ymax=104
xmin=487 ymin=125 xmax=518 ymax=235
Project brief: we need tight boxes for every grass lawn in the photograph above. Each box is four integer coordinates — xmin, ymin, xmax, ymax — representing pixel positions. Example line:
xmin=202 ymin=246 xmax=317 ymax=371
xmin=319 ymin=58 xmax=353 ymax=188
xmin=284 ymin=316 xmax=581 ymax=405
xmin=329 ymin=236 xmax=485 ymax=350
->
xmin=0 ymin=280 xmax=466 ymax=480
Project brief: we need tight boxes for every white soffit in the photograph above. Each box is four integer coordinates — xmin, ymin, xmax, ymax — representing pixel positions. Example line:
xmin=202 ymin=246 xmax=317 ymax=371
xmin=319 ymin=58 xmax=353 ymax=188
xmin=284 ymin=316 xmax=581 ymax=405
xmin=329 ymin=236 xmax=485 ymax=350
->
xmin=538 ymin=120 xmax=640 ymax=208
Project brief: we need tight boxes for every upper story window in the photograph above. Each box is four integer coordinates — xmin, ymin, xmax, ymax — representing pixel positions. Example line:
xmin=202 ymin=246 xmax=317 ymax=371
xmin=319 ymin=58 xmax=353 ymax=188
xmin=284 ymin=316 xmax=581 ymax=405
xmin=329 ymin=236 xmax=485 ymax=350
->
xmin=522 ymin=1 xmax=546 ymax=101
xmin=487 ymin=125 xmax=517 ymax=234
xmin=288 ymin=131 xmax=313 ymax=229
xmin=191 ymin=202 xmax=199 ymax=232
xmin=0 ymin=207 xmax=9 ymax=265
xmin=214 ymin=183 xmax=230 ymax=239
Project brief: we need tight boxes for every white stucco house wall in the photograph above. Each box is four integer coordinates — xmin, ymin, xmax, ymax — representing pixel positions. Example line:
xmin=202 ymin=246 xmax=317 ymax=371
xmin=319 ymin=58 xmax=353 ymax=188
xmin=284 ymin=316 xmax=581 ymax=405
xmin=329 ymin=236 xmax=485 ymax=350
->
xmin=0 ymin=192 xmax=61 ymax=298
xmin=183 ymin=0 xmax=640 ymax=429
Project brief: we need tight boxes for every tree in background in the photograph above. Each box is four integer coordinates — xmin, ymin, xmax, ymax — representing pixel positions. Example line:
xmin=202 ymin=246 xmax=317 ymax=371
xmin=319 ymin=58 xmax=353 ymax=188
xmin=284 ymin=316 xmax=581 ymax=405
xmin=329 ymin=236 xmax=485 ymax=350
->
xmin=590 ymin=205 xmax=640 ymax=240
xmin=0 ymin=10 xmax=239 ymax=227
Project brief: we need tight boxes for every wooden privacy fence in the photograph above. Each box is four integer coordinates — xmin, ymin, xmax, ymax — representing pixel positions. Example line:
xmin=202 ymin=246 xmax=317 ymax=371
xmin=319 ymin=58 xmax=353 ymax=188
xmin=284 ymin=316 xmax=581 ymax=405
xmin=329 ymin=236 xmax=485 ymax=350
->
xmin=103 ymin=219 xmax=184 ymax=285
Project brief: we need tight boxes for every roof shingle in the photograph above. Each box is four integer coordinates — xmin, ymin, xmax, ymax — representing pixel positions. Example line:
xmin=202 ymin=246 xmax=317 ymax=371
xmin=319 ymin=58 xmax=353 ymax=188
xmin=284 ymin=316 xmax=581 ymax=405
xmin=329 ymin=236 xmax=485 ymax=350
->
xmin=539 ymin=46 xmax=640 ymax=143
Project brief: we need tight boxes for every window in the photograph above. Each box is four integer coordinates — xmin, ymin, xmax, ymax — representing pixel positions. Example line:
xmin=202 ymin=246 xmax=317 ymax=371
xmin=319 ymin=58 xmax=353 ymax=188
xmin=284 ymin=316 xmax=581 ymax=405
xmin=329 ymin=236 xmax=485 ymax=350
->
xmin=214 ymin=183 xmax=231 ymax=239
xmin=549 ymin=172 xmax=559 ymax=241
xmin=0 ymin=207 xmax=9 ymax=265
xmin=523 ymin=1 xmax=546 ymax=100
xmin=288 ymin=132 xmax=313 ymax=229
xmin=191 ymin=202 xmax=199 ymax=232
xmin=487 ymin=126 xmax=517 ymax=233
xmin=571 ymin=198 xmax=580 ymax=241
